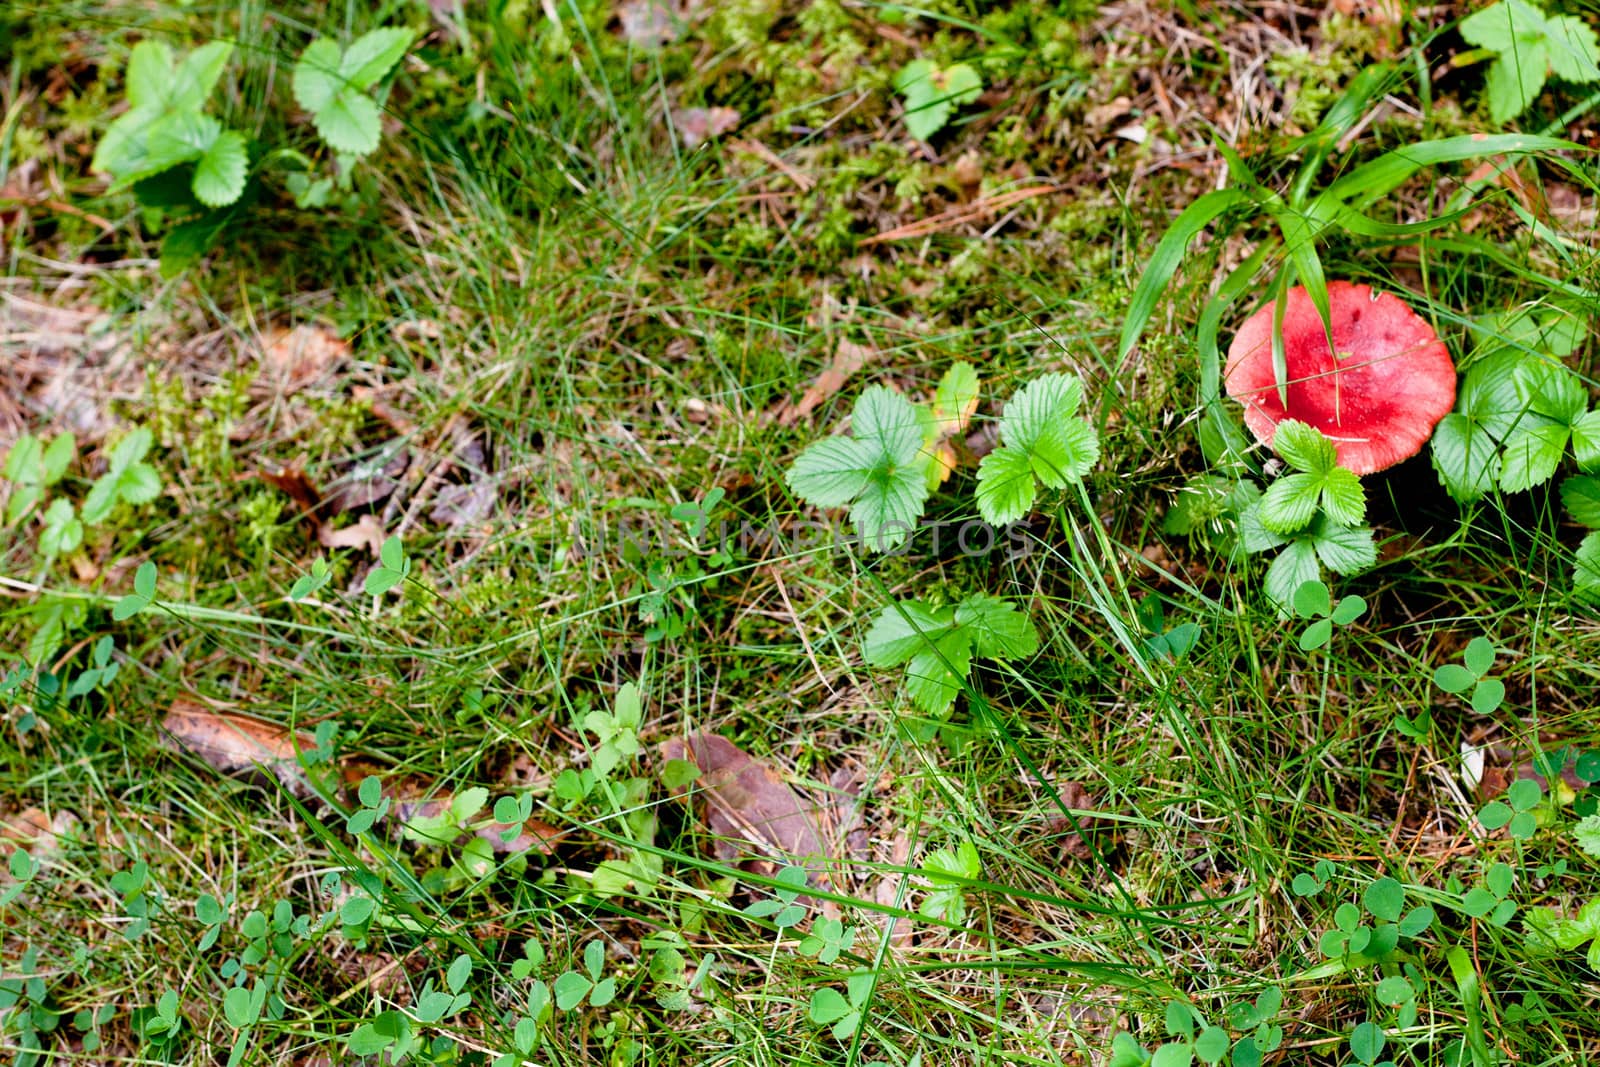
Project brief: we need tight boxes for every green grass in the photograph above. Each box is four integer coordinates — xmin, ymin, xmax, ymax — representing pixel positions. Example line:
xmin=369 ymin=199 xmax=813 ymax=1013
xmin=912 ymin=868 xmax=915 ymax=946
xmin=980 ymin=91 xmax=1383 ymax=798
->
xmin=5 ymin=1 xmax=1600 ymax=1065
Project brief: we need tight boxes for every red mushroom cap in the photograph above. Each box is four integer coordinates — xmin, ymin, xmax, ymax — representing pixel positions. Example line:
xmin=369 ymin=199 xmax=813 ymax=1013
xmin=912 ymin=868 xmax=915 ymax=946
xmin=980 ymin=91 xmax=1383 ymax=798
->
xmin=1224 ymin=281 xmax=1457 ymax=475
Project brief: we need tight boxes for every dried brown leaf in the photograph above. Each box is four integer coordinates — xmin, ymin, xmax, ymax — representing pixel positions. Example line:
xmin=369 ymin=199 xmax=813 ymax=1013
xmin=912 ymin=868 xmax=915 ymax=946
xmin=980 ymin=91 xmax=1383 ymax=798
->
xmin=390 ymin=789 xmax=562 ymax=854
xmin=429 ymin=480 xmax=497 ymax=527
xmin=257 ymin=466 xmax=323 ymax=517
xmin=0 ymin=806 xmax=80 ymax=857
xmin=162 ymin=698 xmax=318 ymax=795
xmin=870 ymin=831 xmax=914 ymax=949
xmin=324 ymin=449 xmax=408 ymax=513
xmin=1039 ymin=781 xmax=1100 ymax=861
xmin=771 ymin=339 xmax=876 ymax=427
xmin=318 ymin=514 xmax=386 ymax=556
xmin=259 ymin=324 xmax=349 ymax=395
xmin=659 ymin=732 xmax=827 ymax=868
xmin=351 ymin=386 xmax=418 ymax=437
xmin=616 ymin=0 xmax=681 ymax=45
xmin=392 ymin=318 xmax=443 ymax=341
xmin=674 ymin=107 xmax=741 ymax=149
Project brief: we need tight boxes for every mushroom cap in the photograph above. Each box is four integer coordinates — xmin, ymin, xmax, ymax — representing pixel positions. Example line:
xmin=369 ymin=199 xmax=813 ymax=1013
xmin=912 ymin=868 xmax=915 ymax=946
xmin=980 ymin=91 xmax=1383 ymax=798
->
xmin=1224 ymin=281 xmax=1457 ymax=475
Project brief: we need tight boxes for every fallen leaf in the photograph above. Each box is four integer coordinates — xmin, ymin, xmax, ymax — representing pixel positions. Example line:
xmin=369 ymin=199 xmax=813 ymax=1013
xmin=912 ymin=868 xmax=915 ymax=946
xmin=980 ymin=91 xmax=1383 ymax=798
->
xmin=258 ymin=324 xmax=348 ymax=395
xmin=0 ymin=806 xmax=80 ymax=857
xmin=352 ymin=386 xmax=418 ymax=437
xmin=1084 ymin=96 xmax=1133 ymax=129
xmin=1038 ymin=780 xmax=1100 ymax=861
xmin=162 ymin=698 xmax=320 ymax=796
xmin=617 ymin=0 xmax=680 ymax=45
xmin=389 ymin=788 xmax=562 ymax=854
xmin=257 ymin=465 xmax=323 ymax=517
xmin=674 ymin=107 xmax=741 ymax=149
xmin=870 ymin=831 xmax=914 ymax=949
xmin=771 ymin=340 xmax=876 ymax=427
xmin=429 ymin=480 xmax=497 ymax=527
xmin=392 ymin=318 xmax=443 ymax=342
xmin=318 ymin=513 xmax=386 ymax=556
xmin=323 ymin=449 xmax=407 ymax=513
xmin=659 ymin=733 xmax=827 ymax=869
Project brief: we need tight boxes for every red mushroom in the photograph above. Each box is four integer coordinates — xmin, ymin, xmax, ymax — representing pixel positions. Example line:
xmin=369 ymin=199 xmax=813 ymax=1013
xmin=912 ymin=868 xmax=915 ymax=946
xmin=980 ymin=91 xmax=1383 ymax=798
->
xmin=1224 ymin=281 xmax=1457 ymax=475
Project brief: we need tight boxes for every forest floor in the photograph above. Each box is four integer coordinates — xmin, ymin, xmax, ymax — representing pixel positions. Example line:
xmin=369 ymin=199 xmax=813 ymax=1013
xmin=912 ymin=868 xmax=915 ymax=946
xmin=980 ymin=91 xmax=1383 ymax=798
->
xmin=4 ymin=1 xmax=1600 ymax=1065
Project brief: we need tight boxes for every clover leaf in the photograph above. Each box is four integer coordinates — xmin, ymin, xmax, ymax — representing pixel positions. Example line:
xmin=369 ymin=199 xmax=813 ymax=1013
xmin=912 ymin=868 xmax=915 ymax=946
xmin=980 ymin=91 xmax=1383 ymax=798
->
xmin=894 ymin=60 xmax=983 ymax=141
xmin=1290 ymin=578 xmax=1367 ymax=651
xmin=363 ymin=534 xmax=411 ymax=595
xmin=1433 ymin=636 xmax=1505 ymax=714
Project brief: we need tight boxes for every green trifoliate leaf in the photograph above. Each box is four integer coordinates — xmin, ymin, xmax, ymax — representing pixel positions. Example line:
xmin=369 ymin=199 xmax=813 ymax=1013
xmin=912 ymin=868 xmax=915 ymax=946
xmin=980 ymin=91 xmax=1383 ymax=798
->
xmin=974 ymin=446 xmax=1037 ymax=526
xmin=1546 ymin=14 xmax=1600 ymax=82
xmin=1571 ymin=410 xmax=1600 ymax=470
xmin=1499 ymin=422 xmax=1569 ymax=493
xmin=894 ymin=60 xmax=983 ymax=141
xmin=953 ymin=595 xmax=1038 ymax=659
xmin=1260 ymin=420 xmax=1365 ymax=530
xmin=339 ymin=27 xmax=415 ymax=88
xmin=39 ymin=499 xmax=83 ymax=556
xmin=192 ymin=129 xmax=247 ymax=206
xmin=1265 ymin=539 xmax=1321 ymax=611
xmin=786 ymin=386 xmax=930 ymax=551
xmin=294 ymin=32 xmax=405 ymax=157
xmin=975 ymin=373 xmax=1098 ymax=525
xmin=1575 ymin=531 xmax=1600 ymax=600
xmin=1311 ymin=518 xmax=1376 ymax=574
xmin=1562 ymin=475 xmax=1600 ymax=528
xmin=862 ymin=601 xmax=952 ymax=667
xmin=1431 ymin=413 xmax=1502 ymax=502
xmin=1273 ymin=419 xmax=1338 ymax=475
xmin=82 ymin=428 xmax=161 ymax=524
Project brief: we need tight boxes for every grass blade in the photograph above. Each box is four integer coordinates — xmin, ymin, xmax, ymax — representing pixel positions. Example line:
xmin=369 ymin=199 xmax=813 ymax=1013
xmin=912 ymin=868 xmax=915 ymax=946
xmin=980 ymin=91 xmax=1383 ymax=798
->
xmin=1119 ymin=188 xmax=1250 ymax=364
xmin=1322 ymin=134 xmax=1577 ymax=211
